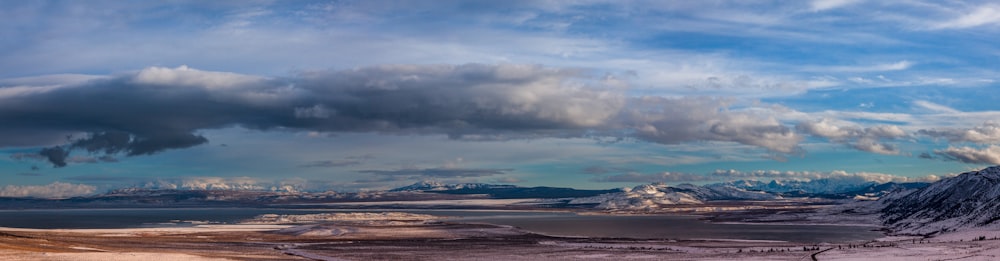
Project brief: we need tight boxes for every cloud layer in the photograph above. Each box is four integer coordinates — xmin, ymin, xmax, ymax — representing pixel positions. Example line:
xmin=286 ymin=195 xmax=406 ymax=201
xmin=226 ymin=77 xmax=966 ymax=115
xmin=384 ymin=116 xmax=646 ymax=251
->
xmin=2 ymin=65 xmax=807 ymax=167
xmin=0 ymin=182 xmax=96 ymax=199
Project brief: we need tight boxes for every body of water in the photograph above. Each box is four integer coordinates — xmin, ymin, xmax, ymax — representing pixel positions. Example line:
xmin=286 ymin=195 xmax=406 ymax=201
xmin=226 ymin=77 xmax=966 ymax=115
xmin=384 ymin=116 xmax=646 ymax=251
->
xmin=0 ymin=208 xmax=881 ymax=243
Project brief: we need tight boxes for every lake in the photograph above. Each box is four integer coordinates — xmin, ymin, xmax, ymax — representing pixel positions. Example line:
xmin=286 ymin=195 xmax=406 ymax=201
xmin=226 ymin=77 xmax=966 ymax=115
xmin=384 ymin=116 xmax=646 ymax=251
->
xmin=0 ymin=208 xmax=881 ymax=243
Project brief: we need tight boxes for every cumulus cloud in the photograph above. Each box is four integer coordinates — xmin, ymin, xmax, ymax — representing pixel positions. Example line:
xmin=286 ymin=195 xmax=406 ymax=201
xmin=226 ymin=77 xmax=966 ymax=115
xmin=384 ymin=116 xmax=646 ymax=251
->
xmin=797 ymin=119 xmax=907 ymax=154
xmin=0 ymin=182 xmax=96 ymax=199
xmin=621 ymin=97 xmax=802 ymax=154
xmin=135 ymin=176 xmax=301 ymax=191
xmin=591 ymin=172 xmax=712 ymax=183
xmin=711 ymin=169 xmax=941 ymax=183
xmin=919 ymin=122 xmax=1000 ymax=144
xmin=935 ymin=145 xmax=1000 ymax=165
xmin=2 ymin=64 xmax=811 ymax=168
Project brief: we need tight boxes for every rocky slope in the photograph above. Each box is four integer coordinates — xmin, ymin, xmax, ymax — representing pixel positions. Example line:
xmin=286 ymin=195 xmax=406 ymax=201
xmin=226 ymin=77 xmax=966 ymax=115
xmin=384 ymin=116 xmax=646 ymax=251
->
xmin=881 ymin=166 xmax=1000 ymax=235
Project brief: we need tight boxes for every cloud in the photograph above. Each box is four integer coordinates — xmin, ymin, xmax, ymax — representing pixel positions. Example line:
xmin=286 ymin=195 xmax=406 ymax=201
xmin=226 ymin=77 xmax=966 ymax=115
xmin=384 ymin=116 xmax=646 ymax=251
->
xmin=299 ymin=159 xmax=363 ymax=168
xmin=710 ymin=169 xmax=940 ymax=183
xmin=591 ymin=171 xmax=712 ymax=183
xmin=810 ymin=0 xmax=863 ymax=12
xmin=65 ymin=175 xmax=138 ymax=182
xmin=935 ymin=145 xmax=1000 ymax=165
xmin=67 ymin=176 xmax=311 ymax=192
xmin=581 ymin=166 xmax=634 ymax=174
xmin=819 ymin=60 xmax=914 ymax=73
xmin=2 ymin=65 xmax=811 ymax=168
xmin=38 ymin=147 xmax=69 ymax=167
xmin=358 ymin=168 xmax=513 ymax=178
xmin=622 ymin=97 xmax=802 ymax=154
xmin=299 ymin=154 xmax=374 ymax=168
xmin=931 ymin=4 xmax=1000 ymax=29
xmin=0 ymin=182 xmax=96 ymax=199
xmin=797 ymin=119 xmax=907 ymax=154
xmin=913 ymin=100 xmax=960 ymax=114
xmin=492 ymin=177 xmax=523 ymax=183
xmin=919 ymin=122 xmax=1000 ymax=144
xmin=133 ymin=176 xmax=291 ymax=191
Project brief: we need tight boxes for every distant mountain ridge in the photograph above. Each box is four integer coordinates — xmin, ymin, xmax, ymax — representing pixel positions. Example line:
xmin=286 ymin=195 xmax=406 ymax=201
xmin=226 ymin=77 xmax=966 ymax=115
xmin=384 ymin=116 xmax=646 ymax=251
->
xmin=388 ymin=181 xmax=517 ymax=192
xmin=389 ymin=181 xmax=619 ymax=199
xmin=566 ymin=178 xmax=930 ymax=211
xmin=722 ymin=179 xmax=929 ymax=198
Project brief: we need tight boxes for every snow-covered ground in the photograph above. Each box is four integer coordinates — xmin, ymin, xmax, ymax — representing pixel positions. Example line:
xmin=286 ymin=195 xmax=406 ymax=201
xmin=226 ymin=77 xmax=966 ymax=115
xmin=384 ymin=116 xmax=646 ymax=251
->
xmin=0 ymin=224 xmax=292 ymax=235
xmin=315 ymin=198 xmax=543 ymax=206
xmin=0 ymin=252 xmax=238 ymax=261
xmin=242 ymin=212 xmax=441 ymax=224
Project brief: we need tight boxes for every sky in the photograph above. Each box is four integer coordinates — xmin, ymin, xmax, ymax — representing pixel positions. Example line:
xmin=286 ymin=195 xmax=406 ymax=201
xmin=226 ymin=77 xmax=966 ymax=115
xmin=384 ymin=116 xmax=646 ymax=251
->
xmin=3 ymin=0 xmax=1000 ymax=197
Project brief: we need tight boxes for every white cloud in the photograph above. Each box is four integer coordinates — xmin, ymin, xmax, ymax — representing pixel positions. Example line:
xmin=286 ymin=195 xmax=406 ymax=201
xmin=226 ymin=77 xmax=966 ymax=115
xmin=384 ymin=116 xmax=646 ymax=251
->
xmin=711 ymin=169 xmax=940 ymax=183
xmin=796 ymin=118 xmax=856 ymax=140
xmin=0 ymin=182 xmax=96 ymax=199
xmin=131 ymin=65 xmax=267 ymax=90
xmin=810 ymin=0 xmax=863 ymax=12
xmin=935 ymin=145 xmax=1000 ymax=165
xmin=920 ymin=122 xmax=1000 ymax=144
xmin=624 ymin=97 xmax=802 ymax=154
xmin=817 ymin=60 xmax=914 ymax=73
xmin=797 ymin=119 xmax=906 ymax=154
xmin=932 ymin=4 xmax=1000 ymax=29
xmin=178 ymin=177 xmax=264 ymax=191
xmin=852 ymin=138 xmax=899 ymax=155
xmin=913 ymin=100 xmax=960 ymax=113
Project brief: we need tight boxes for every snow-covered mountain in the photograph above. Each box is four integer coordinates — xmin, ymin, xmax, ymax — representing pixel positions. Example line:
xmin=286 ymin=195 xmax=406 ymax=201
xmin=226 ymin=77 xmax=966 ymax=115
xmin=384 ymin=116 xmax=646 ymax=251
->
xmin=880 ymin=166 xmax=1000 ymax=235
xmin=389 ymin=181 xmax=618 ymax=199
xmin=725 ymin=179 xmax=869 ymax=194
xmin=722 ymin=179 xmax=928 ymax=199
xmin=388 ymin=181 xmax=516 ymax=192
xmin=568 ymin=183 xmax=778 ymax=210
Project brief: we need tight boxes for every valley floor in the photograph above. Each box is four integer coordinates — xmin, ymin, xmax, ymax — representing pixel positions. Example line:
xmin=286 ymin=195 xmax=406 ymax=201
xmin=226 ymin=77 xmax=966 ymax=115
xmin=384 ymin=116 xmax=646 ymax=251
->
xmin=1 ymin=221 xmax=998 ymax=261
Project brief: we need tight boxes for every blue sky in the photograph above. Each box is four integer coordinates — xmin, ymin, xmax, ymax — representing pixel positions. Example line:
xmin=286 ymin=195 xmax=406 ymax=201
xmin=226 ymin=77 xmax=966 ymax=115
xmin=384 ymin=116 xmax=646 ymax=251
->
xmin=2 ymin=0 xmax=1000 ymax=196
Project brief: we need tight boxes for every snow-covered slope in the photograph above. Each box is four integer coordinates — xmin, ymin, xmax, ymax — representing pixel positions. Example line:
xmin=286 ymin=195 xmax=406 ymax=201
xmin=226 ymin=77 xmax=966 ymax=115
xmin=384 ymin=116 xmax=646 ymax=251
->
xmin=881 ymin=166 xmax=1000 ymax=235
xmin=568 ymin=183 xmax=778 ymax=210
xmin=388 ymin=181 xmax=516 ymax=192
xmin=568 ymin=183 xmax=701 ymax=210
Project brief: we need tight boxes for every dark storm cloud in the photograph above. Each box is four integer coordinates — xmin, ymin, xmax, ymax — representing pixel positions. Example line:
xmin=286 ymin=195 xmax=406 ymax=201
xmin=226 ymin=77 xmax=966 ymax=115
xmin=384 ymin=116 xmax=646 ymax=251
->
xmin=2 ymin=64 xmax=804 ymax=167
xmin=38 ymin=147 xmax=69 ymax=167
